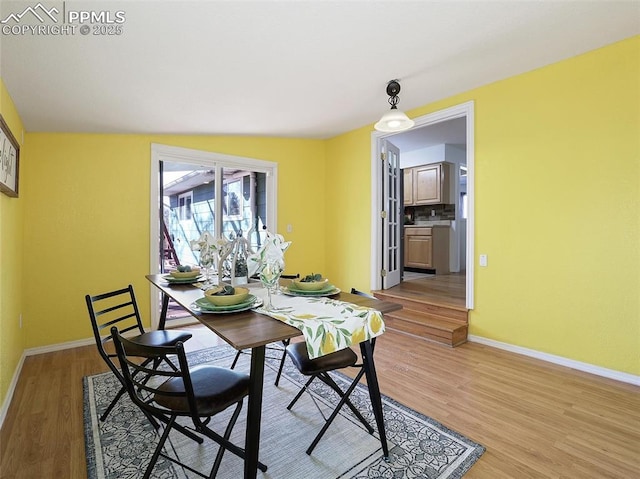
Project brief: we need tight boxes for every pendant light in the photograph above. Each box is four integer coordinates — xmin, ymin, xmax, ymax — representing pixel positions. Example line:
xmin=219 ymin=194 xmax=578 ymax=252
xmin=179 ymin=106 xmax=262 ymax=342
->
xmin=374 ymin=79 xmax=415 ymax=132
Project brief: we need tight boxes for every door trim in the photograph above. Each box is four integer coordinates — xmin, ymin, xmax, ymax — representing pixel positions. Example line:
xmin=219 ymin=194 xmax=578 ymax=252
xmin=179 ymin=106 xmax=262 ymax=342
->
xmin=370 ymin=101 xmax=475 ymax=309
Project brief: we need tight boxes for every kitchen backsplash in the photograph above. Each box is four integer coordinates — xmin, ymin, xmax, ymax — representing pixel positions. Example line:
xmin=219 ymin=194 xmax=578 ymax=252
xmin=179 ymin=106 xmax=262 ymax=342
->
xmin=404 ymin=204 xmax=456 ymax=223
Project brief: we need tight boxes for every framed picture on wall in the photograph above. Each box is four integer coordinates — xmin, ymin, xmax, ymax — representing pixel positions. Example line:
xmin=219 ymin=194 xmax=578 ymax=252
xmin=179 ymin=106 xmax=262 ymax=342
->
xmin=0 ymin=115 xmax=20 ymax=197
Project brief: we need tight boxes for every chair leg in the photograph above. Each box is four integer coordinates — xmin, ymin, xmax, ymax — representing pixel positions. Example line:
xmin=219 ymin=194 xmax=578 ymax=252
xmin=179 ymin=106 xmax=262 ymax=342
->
xmin=141 ymin=410 xmax=161 ymax=430
xmin=143 ymin=415 xmax=176 ymax=479
xmin=274 ymin=339 xmax=290 ymax=386
xmin=320 ymin=371 xmax=373 ymax=433
xmin=306 ymin=371 xmax=373 ymax=455
xmin=230 ymin=350 xmax=242 ymax=369
xmin=145 ymin=414 xmax=250 ymax=479
xmin=231 ymin=340 xmax=289 ymax=385
xmin=100 ymin=386 xmax=127 ymax=421
xmin=198 ymin=419 xmax=268 ymax=473
xmin=209 ymin=401 xmax=243 ymax=478
xmin=161 ymin=355 xmax=180 ymax=371
xmin=286 ymin=375 xmax=315 ymax=410
xmin=152 ymin=411 xmax=203 ymax=444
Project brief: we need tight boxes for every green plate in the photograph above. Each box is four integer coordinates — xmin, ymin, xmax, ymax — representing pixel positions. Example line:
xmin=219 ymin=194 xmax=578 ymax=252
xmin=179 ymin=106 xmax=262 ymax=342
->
xmin=287 ymin=283 xmax=335 ymax=295
xmin=163 ymin=274 xmax=203 ymax=284
xmin=194 ymin=295 xmax=258 ymax=312
xmin=282 ymin=286 xmax=341 ymax=297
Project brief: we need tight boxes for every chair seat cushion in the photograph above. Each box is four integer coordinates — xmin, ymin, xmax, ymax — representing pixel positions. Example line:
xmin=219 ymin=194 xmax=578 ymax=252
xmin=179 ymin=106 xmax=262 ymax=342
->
xmin=155 ymin=365 xmax=250 ymax=416
xmin=286 ymin=342 xmax=357 ymax=375
xmin=130 ymin=330 xmax=192 ymax=347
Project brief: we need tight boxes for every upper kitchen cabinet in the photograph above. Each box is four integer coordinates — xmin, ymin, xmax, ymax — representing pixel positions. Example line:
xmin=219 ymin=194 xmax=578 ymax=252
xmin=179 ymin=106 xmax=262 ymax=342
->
xmin=403 ymin=168 xmax=414 ymax=204
xmin=404 ymin=162 xmax=452 ymax=205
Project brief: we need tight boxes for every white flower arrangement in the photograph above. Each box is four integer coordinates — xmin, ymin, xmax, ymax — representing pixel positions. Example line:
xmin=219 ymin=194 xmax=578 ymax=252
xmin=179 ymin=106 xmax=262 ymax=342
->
xmin=190 ymin=232 xmax=236 ymax=280
xmin=190 ymin=231 xmax=217 ymax=268
xmin=247 ymin=232 xmax=291 ymax=277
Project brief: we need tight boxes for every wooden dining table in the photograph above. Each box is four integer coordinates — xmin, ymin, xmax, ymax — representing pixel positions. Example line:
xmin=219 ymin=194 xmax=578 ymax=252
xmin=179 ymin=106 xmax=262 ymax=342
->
xmin=146 ymin=274 xmax=402 ymax=479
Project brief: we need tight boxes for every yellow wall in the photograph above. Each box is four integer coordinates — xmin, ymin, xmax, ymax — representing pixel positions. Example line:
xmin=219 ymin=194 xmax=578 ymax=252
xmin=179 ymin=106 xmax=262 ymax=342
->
xmin=326 ymin=36 xmax=640 ymax=375
xmin=467 ymin=36 xmax=639 ymax=374
xmin=0 ymin=79 xmax=26 ymax=404
xmin=1 ymin=36 xmax=638 ymax=416
xmin=22 ymin=135 xmax=326 ymax=348
xmin=325 ymin=129 xmax=374 ymax=291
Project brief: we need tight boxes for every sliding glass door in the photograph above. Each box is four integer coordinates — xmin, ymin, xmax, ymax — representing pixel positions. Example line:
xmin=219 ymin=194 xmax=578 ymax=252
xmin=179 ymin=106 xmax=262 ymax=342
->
xmin=150 ymin=144 xmax=277 ymax=327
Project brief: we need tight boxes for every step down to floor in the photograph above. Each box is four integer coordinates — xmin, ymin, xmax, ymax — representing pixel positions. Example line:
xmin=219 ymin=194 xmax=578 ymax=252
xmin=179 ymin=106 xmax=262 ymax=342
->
xmin=384 ymin=309 xmax=468 ymax=347
xmin=373 ymin=290 xmax=468 ymax=347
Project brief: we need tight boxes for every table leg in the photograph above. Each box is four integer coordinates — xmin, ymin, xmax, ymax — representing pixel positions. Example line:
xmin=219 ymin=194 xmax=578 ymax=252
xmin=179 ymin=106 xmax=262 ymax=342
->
xmin=245 ymin=345 xmax=265 ymax=478
xmin=360 ymin=339 xmax=389 ymax=459
xmin=157 ymin=293 xmax=170 ymax=330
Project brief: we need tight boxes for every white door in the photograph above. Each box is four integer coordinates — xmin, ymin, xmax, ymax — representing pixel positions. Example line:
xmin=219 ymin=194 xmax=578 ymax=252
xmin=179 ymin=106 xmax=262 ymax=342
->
xmin=381 ymin=140 xmax=401 ymax=288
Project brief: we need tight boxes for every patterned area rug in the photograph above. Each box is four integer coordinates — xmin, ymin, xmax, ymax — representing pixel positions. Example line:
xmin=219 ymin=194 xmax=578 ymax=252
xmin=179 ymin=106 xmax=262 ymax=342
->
xmin=84 ymin=344 xmax=484 ymax=478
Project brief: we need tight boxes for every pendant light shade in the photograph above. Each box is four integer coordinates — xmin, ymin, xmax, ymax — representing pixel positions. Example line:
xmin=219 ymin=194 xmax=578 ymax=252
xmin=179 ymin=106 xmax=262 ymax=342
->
xmin=374 ymin=108 xmax=415 ymax=132
xmin=374 ymin=79 xmax=415 ymax=133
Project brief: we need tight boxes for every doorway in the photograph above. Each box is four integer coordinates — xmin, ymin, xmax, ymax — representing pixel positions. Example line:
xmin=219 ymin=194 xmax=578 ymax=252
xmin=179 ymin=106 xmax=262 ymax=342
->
xmin=371 ymin=101 xmax=475 ymax=310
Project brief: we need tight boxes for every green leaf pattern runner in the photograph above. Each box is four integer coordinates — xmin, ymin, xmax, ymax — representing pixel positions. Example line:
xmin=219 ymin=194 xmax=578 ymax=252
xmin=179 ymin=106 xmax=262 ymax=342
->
xmin=253 ymin=291 xmax=385 ymax=359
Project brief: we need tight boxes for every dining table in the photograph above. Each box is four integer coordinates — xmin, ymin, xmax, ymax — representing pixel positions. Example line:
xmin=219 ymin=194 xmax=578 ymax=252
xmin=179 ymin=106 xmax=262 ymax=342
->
xmin=146 ymin=274 xmax=402 ymax=479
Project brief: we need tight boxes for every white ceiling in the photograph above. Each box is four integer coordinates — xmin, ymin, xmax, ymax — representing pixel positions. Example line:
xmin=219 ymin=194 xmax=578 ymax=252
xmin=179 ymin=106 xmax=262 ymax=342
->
xmin=1 ymin=1 xmax=638 ymax=140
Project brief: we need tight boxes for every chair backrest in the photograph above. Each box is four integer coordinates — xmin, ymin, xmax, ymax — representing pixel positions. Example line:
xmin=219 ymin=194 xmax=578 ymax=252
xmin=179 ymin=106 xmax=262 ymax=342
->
xmin=85 ymin=285 xmax=146 ymax=377
xmin=112 ymin=328 xmax=197 ymax=420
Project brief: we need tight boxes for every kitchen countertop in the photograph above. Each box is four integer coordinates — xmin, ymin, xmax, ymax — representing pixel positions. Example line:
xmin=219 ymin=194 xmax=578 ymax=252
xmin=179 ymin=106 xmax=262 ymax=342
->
xmin=405 ymin=220 xmax=452 ymax=227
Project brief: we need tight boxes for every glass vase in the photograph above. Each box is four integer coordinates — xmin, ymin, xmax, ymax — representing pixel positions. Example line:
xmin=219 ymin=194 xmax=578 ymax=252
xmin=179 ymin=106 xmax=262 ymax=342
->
xmin=199 ymin=251 xmax=215 ymax=284
xmin=259 ymin=261 xmax=282 ymax=310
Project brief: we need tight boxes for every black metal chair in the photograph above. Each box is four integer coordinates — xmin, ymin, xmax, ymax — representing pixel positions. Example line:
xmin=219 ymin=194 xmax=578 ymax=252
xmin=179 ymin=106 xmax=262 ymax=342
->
xmin=112 ymin=328 xmax=268 ymax=478
xmin=284 ymin=341 xmax=374 ymax=455
xmin=85 ymin=284 xmax=193 ymax=422
xmin=230 ymin=273 xmax=300 ymax=386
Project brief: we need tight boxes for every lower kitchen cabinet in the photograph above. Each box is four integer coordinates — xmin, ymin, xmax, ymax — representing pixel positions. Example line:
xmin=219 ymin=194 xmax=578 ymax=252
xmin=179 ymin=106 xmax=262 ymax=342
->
xmin=404 ymin=226 xmax=450 ymax=273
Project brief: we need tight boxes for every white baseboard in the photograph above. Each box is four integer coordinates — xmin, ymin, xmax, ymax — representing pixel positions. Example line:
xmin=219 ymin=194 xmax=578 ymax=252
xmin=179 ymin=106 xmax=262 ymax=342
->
xmin=468 ymin=335 xmax=640 ymax=386
xmin=24 ymin=337 xmax=95 ymax=356
xmin=0 ymin=352 xmax=26 ymax=431
xmin=1 ymin=336 xmax=95 ymax=430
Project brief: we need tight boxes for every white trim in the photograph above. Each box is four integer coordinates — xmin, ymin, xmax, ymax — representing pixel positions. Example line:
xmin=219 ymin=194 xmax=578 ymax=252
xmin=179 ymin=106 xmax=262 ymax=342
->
xmin=463 ymin=105 xmax=475 ymax=310
xmin=370 ymin=101 xmax=475 ymax=309
xmin=25 ymin=337 xmax=96 ymax=355
xmin=468 ymin=335 xmax=640 ymax=386
xmin=370 ymin=138 xmax=382 ymax=290
xmin=151 ymin=143 xmax=278 ymax=171
xmin=0 ymin=353 xmax=25 ymax=431
xmin=0 ymin=336 xmax=96 ymax=429
xmin=150 ymin=143 xmax=278 ymax=329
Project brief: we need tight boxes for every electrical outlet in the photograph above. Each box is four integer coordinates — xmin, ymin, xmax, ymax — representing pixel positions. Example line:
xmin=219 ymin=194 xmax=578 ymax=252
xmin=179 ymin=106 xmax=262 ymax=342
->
xmin=286 ymin=224 xmax=293 ymax=233
xmin=479 ymin=254 xmax=488 ymax=267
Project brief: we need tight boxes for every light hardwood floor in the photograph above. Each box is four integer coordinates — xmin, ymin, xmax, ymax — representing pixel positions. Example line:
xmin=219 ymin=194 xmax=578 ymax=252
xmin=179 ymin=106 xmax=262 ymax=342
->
xmin=1 ymin=325 xmax=638 ymax=478
xmin=386 ymin=272 xmax=467 ymax=308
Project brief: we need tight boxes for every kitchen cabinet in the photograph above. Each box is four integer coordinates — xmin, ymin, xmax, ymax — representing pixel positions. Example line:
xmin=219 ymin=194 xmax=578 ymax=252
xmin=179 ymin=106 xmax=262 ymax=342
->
xmin=403 ymin=168 xmax=414 ymax=205
xmin=403 ymin=162 xmax=451 ymax=205
xmin=404 ymin=226 xmax=450 ymax=273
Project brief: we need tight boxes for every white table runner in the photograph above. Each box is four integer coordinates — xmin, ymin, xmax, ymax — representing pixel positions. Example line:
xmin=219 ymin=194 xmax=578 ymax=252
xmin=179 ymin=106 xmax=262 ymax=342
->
xmin=250 ymin=287 xmax=385 ymax=359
